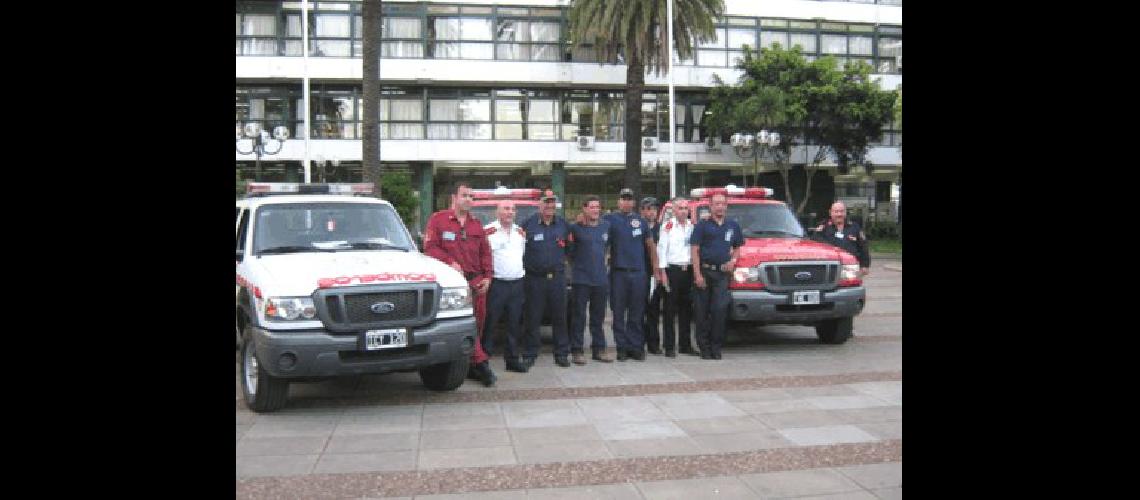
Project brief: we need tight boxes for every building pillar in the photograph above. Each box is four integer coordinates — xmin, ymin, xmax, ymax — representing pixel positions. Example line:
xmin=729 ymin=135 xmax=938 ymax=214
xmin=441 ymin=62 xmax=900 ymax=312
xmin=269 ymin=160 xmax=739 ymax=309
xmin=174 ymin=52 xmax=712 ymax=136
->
xmin=552 ymin=161 xmax=566 ymax=217
xmin=417 ymin=162 xmax=434 ymax=235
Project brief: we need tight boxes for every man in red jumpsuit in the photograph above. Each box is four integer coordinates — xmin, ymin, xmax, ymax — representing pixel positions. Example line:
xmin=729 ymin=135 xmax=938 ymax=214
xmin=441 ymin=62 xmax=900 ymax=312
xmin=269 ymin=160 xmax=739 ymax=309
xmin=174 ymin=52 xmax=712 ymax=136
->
xmin=423 ymin=181 xmax=497 ymax=387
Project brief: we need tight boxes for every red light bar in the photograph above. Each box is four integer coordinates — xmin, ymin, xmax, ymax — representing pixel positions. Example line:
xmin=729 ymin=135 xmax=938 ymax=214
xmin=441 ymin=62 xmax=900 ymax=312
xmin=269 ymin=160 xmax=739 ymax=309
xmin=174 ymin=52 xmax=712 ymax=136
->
xmin=471 ymin=187 xmax=542 ymax=200
xmin=690 ymin=185 xmax=774 ymax=199
xmin=245 ymin=182 xmax=373 ymax=195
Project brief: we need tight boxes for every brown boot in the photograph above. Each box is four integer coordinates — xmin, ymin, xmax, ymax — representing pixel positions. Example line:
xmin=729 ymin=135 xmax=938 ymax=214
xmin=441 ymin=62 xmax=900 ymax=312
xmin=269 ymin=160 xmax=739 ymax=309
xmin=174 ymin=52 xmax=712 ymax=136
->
xmin=571 ymin=352 xmax=587 ymax=365
xmin=591 ymin=350 xmax=614 ymax=363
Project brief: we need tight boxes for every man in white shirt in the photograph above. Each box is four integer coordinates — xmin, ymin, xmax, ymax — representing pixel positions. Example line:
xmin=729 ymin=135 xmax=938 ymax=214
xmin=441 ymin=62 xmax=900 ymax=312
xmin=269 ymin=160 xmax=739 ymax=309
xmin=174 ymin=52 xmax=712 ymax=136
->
xmin=656 ymin=196 xmax=696 ymax=357
xmin=483 ymin=200 xmax=529 ymax=373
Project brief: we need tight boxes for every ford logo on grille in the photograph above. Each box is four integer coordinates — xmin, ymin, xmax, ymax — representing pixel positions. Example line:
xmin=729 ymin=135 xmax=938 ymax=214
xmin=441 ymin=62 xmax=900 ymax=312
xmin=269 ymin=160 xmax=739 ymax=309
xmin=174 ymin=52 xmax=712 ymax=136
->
xmin=794 ymin=271 xmax=813 ymax=281
xmin=370 ymin=302 xmax=396 ymax=314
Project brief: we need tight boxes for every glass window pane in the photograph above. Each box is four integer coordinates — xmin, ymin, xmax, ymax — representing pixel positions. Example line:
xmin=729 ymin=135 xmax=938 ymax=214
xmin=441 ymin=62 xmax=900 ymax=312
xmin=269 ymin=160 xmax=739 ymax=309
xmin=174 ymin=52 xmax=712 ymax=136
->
xmin=313 ymin=40 xmax=350 ymax=56
xmin=496 ymin=20 xmax=526 ymax=42
xmin=850 ymin=36 xmax=873 ymax=55
xmin=433 ymin=19 xmax=460 ymax=40
xmin=530 ymin=22 xmax=560 ymax=42
xmin=432 ymin=42 xmax=460 ymax=58
xmin=286 ymin=14 xmax=302 ymax=36
xmin=462 ymin=6 xmax=492 ymax=15
xmin=316 ymin=14 xmax=351 ymax=37
xmin=699 ymin=29 xmax=725 ymax=48
xmin=241 ymin=40 xmax=278 ymax=56
xmin=461 ymin=123 xmax=492 ymax=140
xmin=760 ymin=31 xmax=789 ymax=49
xmin=243 ymin=14 xmax=276 ymax=36
xmin=528 ymin=99 xmax=557 ymax=122
xmin=822 ymin=35 xmax=847 ymax=54
xmin=390 ymin=124 xmax=423 ymax=139
xmin=698 ymin=50 xmax=726 ymax=66
xmin=531 ymin=44 xmax=560 ymax=61
xmin=427 ymin=5 xmax=459 ymax=14
xmin=878 ymin=37 xmax=901 ymax=57
xmin=728 ymin=50 xmax=745 ymax=66
xmin=460 ymin=99 xmax=491 ymax=121
xmin=879 ymin=25 xmax=902 ymax=35
xmin=761 ymin=19 xmax=787 ymax=28
xmin=386 ymin=18 xmax=421 ymax=38
xmin=532 ymin=8 xmax=561 ymax=17
xmin=877 ymin=58 xmax=897 ymax=73
xmin=789 ymin=20 xmax=817 ymax=29
xmin=790 ymin=33 xmax=816 ymax=53
xmin=496 ymin=43 xmax=527 ymax=60
xmin=561 ymin=124 xmax=577 ymax=140
xmin=496 ymin=124 xmax=523 ymax=139
xmin=390 ymin=100 xmax=422 ymax=120
xmin=383 ymin=41 xmax=423 ymax=57
xmin=727 ymin=29 xmax=756 ymax=49
xmin=430 ymin=100 xmax=459 ymax=121
xmin=728 ymin=17 xmax=755 ymax=26
xmin=495 ymin=100 xmax=523 ymax=121
xmin=821 ymin=22 xmax=847 ymax=32
xmin=460 ymin=18 xmax=492 ymax=40
xmin=499 ymin=7 xmax=528 ymax=16
xmin=850 ymin=24 xmax=874 ymax=33
xmin=528 ymin=124 xmax=556 ymax=140
xmin=461 ymin=43 xmax=493 ymax=59
xmin=428 ymin=123 xmax=459 ymax=139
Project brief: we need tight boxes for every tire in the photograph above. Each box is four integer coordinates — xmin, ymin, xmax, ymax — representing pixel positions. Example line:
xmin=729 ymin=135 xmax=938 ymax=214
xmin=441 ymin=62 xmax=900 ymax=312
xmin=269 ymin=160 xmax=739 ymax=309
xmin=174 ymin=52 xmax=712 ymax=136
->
xmin=240 ymin=326 xmax=290 ymax=412
xmin=419 ymin=356 xmax=470 ymax=392
xmin=815 ymin=317 xmax=853 ymax=345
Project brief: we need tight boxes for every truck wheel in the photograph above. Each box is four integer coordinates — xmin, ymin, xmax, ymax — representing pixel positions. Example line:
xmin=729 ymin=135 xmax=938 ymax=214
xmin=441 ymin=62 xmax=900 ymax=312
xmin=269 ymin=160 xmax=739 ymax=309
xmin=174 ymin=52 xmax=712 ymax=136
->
xmin=815 ymin=317 xmax=853 ymax=345
xmin=419 ymin=356 xmax=469 ymax=391
xmin=240 ymin=327 xmax=290 ymax=412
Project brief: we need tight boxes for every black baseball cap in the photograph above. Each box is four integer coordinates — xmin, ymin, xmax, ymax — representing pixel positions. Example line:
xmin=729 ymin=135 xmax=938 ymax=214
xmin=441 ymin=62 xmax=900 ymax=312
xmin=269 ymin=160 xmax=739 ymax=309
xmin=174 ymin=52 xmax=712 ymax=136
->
xmin=619 ymin=188 xmax=635 ymax=198
xmin=640 ymin=197 xmax=659 ymax=208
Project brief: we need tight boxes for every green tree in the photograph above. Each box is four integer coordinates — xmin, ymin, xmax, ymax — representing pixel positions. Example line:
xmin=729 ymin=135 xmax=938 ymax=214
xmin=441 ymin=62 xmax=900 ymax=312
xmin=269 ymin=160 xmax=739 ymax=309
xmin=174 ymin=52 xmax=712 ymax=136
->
xmin=362 ymin=0 xmax=382 ymax=195
xmin=705 ymin=44 xmax=897 ymax=215
xmin=380 ymin=171 xmax=418 ymax=226
xmin=568 ymin=0 xmax=723 ymax=199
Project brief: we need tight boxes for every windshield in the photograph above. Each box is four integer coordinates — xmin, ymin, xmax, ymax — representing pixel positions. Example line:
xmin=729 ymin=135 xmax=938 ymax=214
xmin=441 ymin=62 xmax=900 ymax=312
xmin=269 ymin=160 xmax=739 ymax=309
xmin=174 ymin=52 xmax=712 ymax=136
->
xmin=726 ymin=203 xmax=805 ymax=238
xmin=469 ymin=204 xmax=540 ymax=227
xmin=253 ymin=202 xmax=415 ymax=254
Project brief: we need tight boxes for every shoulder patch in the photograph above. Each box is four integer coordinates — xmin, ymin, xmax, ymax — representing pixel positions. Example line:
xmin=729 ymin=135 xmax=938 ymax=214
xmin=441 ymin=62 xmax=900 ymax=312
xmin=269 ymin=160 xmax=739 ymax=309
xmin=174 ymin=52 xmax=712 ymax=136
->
xmin=665 ymin=221 xmax=673 ymax=231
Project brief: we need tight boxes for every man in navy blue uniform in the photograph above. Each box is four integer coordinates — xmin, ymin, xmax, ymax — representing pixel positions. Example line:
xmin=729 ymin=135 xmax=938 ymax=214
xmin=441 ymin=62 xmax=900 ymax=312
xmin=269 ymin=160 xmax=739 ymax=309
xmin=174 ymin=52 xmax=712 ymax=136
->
xmin=567 ymin=195 xmax=615 ymax=364
xmin=604 ymin=188 xmax=660 ymax=361
xmin=640 ymin=197 xmax=664 ymax=355
xmin=690 ymin=192 xmax=744 ymax=360
xmin=521 ymin=192 xmax=572 ymax=368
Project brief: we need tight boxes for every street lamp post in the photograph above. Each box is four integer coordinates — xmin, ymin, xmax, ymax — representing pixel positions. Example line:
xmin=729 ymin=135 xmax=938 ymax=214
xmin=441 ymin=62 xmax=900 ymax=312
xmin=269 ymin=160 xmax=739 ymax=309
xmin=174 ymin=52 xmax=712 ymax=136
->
xmin=729 ymin=130 xmax=781 ymax=187
xmin=237 ymin=123 xmax=289 ymax=181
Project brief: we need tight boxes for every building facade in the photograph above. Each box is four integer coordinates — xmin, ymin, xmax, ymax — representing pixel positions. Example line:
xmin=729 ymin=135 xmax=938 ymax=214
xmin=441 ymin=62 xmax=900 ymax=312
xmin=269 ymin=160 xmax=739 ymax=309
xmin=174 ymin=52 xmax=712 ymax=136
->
xmin=236 ymin=0 xmax=902 ymax=230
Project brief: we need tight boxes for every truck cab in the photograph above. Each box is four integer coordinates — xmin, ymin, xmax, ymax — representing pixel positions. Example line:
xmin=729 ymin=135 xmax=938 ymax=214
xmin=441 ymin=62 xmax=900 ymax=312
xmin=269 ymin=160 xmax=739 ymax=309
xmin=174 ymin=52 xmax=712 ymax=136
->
xmin=235 ymin=182 xmax=476 ymax=412
xmin=468 ymin=187 xmax=543 ymax=226
xmin=688 ymin=185 xmax=865 ymax=344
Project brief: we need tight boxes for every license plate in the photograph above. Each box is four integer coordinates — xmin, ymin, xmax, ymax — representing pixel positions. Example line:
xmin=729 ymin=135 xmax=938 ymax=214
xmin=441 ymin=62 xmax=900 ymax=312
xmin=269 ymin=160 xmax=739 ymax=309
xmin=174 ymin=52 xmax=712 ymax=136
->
xmin=793 ymin=290 xmax=821 ymax=305
xmin=364 ymin=329 xmax=408 ymax=350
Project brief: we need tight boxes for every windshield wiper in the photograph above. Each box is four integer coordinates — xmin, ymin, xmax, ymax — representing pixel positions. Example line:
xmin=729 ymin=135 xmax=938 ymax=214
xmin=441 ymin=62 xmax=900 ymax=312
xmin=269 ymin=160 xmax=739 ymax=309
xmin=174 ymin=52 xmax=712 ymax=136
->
xmin=257 ymin=245 xmax=334 ymax=255
xmin=343 ymin=241 xmax=411 ymax=252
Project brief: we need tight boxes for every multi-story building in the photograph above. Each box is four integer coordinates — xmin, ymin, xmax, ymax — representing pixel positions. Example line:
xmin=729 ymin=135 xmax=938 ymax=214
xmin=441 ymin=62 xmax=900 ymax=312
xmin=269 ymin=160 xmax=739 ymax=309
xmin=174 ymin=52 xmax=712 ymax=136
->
xmin=236 ymin=0 xmax=901 ymax=230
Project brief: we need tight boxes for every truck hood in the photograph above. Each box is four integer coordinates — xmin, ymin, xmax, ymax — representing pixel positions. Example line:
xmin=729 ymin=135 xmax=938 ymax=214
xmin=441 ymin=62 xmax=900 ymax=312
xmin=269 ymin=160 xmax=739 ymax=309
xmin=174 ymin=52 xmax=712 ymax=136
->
xmin=738 ymin=237 xmax=855 ymax=264
xmin=249 ymin=250 xmax=467 ymax=296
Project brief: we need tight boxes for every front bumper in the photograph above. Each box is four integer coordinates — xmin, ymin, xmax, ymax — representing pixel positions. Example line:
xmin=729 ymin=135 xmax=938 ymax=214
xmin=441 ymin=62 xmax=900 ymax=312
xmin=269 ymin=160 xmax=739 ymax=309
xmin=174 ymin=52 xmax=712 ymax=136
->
xmin=729 ymin=286 xmax=865 ymax=324
xmin=250 ymin=316 xmax=476 ymax=378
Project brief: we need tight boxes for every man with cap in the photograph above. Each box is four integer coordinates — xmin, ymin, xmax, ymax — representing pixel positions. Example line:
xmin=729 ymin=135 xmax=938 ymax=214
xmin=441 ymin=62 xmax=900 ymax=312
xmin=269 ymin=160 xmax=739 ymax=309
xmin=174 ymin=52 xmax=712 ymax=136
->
xmin=483 ymin=199 xmax=529 ymax=373
xmin=520 ymin=190 xmax=572 ymax=368
xmin=640 ymin=197 xmax=664 ymax=355
xmin=567 ymin=195 xmax=615 ymax=364
xmin=604 ymin=188 xmax=660 ymax=361
xmin=423 ymin=181 xmax=497 ymax=386
xmin=690 ymin=192 xmax=744 ymax=360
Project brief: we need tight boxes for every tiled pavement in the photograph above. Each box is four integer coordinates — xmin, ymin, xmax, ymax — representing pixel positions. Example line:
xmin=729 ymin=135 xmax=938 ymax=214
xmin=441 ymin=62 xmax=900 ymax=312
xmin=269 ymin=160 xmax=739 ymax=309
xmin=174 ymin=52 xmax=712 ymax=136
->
xmin=237 ymin=261 xmax=901 ymax=498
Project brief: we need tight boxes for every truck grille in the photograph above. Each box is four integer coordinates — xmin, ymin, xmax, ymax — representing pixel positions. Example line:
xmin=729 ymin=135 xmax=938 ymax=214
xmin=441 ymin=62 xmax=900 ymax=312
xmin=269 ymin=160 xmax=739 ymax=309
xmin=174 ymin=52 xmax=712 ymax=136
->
xmin=313 ymin=283 xmax=440 ymax=333
xmin=763 ymin=262 xmax=839 ymax=290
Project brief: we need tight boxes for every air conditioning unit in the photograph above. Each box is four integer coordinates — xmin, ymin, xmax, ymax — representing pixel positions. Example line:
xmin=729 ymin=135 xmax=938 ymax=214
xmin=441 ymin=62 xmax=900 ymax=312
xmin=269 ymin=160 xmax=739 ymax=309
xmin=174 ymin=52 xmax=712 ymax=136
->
xmin=577 ymin=136 xmax=595 ymax=150
xmin=642 ymin=137 xmax=659 ymax=151
xmin=705 ymin=136 xmax=721 ymax=152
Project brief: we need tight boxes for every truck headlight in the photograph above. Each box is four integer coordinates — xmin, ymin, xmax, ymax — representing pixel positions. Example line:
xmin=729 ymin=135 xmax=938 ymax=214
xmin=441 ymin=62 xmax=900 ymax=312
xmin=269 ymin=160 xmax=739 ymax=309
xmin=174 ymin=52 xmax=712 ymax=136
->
xmin=733 ymin=266 xmax=761 ymax=284
xmin=437 ymin=286 xmax=473 ymax=318
xmin=839 ymin=264 xmax=862 ymax=286
xmin=264 ymin=297 xmax=318 ymax=321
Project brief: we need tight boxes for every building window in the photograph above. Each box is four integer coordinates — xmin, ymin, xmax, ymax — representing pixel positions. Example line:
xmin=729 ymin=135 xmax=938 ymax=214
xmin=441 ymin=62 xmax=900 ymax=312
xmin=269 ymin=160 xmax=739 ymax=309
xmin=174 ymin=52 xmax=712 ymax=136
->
xmin=428 ymin=90 xmax=492 ymax=139
xmin=237 ymin=85 xmax=303 ymax=139
xmin=311 ymin=86 xmax=359 ymax=139
xmin=383 ymin=17 xmax=424 ymax=57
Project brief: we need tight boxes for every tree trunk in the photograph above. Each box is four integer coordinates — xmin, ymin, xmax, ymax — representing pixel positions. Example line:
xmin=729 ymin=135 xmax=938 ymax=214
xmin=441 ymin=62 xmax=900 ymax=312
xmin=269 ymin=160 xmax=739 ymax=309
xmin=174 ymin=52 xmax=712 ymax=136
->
xmin=362 ymin=0 xmax=382 ymax=195
xmin=624 ymin=59 xmax=644 ymax=199
xmin=779 ymin=163 xmax=794 ymax=211
xmin=795 ymin=146 xmax=830 ymax=216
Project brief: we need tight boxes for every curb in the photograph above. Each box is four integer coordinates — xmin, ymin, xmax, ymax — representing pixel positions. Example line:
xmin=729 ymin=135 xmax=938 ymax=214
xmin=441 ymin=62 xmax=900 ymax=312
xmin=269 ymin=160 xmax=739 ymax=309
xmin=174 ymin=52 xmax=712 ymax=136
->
xmin=883 ymin=264 xmax=902 ymax=272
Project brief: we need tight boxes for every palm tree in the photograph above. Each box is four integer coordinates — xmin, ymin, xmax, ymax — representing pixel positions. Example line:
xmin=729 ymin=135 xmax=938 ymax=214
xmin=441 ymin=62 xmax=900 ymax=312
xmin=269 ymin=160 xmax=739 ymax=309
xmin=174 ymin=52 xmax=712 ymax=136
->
xmin=362 ymin=0 xmax=382 ymax=195
xmin=568 ymin=0 xmax=723 ymax=199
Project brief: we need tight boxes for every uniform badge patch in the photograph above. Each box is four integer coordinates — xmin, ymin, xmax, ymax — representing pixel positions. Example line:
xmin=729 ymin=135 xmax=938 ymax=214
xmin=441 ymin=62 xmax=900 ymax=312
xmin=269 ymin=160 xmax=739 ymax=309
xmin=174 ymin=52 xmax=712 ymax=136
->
xmin=631 ymin=219 xmax=641 ymax=228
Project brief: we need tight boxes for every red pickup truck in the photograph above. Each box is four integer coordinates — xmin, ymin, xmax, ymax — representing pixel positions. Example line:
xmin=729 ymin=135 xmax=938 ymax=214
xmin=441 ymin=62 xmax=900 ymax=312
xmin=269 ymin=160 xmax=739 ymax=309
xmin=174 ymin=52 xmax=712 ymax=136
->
xmin=686 ymin=186 xmax=865 ymax=344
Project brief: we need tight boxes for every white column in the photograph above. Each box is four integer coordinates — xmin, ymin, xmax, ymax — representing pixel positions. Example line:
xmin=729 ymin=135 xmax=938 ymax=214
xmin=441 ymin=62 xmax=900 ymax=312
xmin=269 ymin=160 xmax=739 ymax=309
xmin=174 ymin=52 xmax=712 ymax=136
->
xmin=667 ymin=0 xmax=676 ymax=199
xmin=302 ymin=0 xmax=312 ymax=183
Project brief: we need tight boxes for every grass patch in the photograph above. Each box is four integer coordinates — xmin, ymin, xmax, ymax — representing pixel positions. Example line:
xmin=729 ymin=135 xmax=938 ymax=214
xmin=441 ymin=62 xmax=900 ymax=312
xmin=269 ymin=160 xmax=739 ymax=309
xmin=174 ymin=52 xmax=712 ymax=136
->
xmin=870 ymin=238 xmax=902 ymax=255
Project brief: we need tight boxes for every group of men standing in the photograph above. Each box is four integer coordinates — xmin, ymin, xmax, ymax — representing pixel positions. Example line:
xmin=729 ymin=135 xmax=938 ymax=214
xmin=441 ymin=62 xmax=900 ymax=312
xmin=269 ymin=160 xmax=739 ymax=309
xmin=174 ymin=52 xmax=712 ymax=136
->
xmin=424 ymin=182 xmax=744 ymax=388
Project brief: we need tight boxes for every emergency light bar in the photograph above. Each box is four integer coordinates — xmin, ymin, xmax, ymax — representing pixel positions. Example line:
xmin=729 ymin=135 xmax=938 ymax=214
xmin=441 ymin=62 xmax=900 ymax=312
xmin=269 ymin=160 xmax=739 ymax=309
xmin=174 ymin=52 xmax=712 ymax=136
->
xmin=690 ymin=185 xmax=774 ymax=199
xmin=246 ymin=182 xmax=374 ymax=196
xmin=471 ymin=187 xmax=542 ymax=200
